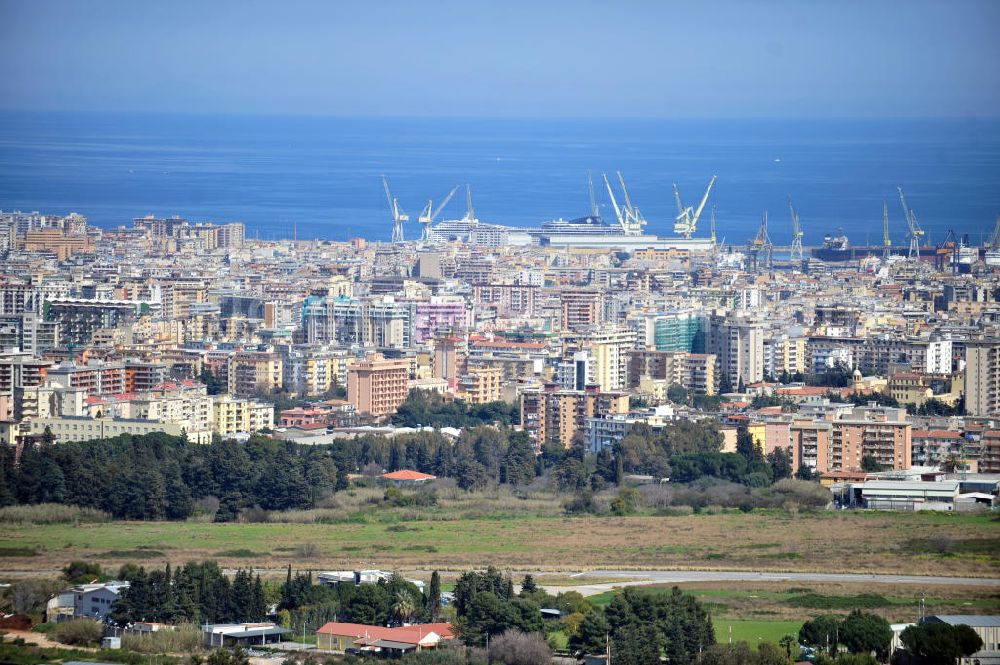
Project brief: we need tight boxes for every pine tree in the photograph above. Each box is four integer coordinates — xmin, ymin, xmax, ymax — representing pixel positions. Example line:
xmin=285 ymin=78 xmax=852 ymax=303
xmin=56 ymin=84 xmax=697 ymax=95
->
xmin=427 ymin=571 xmax=441 ymax=621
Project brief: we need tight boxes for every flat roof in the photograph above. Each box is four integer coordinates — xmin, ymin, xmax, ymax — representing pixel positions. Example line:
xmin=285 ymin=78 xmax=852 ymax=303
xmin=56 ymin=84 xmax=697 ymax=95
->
xmin=926 ymin=615 xmax=1000 ymax=627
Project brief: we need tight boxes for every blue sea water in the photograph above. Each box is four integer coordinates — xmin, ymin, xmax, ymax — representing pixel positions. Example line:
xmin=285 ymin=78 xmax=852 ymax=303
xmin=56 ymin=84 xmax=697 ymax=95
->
xmin=0 ymin=111 xmax=998 ymax=246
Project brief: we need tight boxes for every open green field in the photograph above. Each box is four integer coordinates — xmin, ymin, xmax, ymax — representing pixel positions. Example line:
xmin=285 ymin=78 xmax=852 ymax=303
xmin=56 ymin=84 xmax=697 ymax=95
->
xmin=715 ymin=620 xmax=802 ymax=646
xmin=1 ymin=509 xmax=998 ymax=579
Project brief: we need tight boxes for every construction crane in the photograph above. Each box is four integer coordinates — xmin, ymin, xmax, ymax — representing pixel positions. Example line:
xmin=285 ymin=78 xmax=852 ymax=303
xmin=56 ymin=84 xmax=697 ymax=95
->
xmin=381 ymin=175 xmax=409 ymax=244
xmin=464 ymin=184 xmax=477 ymax=222
xmin=710 ymin=205 xmax=718 ymax=246
xmin=672 ymin=176 xmax=717 ymax=238
xmin=897 ymin=187 xmax=925 ymax=260
xmin=417 ymin=185 xmax=459 ymax=242
xmin=747 ymin=210 xmax=774 ymax=273
xmin=882 ymin=200 xmax=892 ymax=259
xmin=787 ymin=196 xmax=804 ymax=261
xmin=602 ymin=173 xmax=626 ymax=231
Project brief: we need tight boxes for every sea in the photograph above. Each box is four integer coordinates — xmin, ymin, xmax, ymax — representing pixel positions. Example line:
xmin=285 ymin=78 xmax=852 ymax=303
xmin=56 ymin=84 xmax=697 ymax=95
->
xmin=1 ymin=111 xmax=998 ymax=247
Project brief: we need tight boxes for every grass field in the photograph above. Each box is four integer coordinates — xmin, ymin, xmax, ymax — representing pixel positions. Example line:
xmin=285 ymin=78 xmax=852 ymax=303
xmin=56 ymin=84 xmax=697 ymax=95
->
xmin=1 ymin=509 xmax=997 ymax=579
xmin=715 ymin=620 xmax=802 ymax=646
xmin=588 ymin=579 xmax=1000 ymax=648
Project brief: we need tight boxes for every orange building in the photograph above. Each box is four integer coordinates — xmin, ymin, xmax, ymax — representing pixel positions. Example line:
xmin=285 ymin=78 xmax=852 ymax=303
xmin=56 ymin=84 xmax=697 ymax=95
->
xmin=347 ymin=356 xmax=410 ymax=418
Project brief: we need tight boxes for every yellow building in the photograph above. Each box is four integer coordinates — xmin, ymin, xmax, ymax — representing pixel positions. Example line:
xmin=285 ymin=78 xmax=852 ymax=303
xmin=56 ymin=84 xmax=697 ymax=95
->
xmin=212 ymin=396 xmax=275 ymax=436
xmin=457 ymin=366 xmax=503 ymax=404
xmin=228 ymin=351 xmax=283 ymax=395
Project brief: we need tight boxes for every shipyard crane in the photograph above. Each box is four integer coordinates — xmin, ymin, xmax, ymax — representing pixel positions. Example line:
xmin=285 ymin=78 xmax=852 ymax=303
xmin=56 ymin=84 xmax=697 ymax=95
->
xmin=616 ymin=171 xmax=646 ymax=234
xmin=787 ymin=195 xmax=804 ymax=261
xmin=747 ymin=210 xmax=774 ymax=273
xmin=417 ymin=185 xmax=459 ymax=242
xmin=710 ymin=205 xmax=718 ymax=246
xmin=897 ymin=187 xmax=925 ymax=260
xmin=882 ymin=200 xmax=892 ymax=259
xmin=464 ymin=184 xmax=476 ymax=222
xmin=988 ymin=215 xmax=1000 ymax=249
xmin=587 ymin=171 xmax=600 ymax=218
xmin=382 ymin=175 xmax=409 ymax=244
xmin=602 ymin=172 xmax=627 ymax=232
xmin=672 ymin=176 xmax=717 ymax=238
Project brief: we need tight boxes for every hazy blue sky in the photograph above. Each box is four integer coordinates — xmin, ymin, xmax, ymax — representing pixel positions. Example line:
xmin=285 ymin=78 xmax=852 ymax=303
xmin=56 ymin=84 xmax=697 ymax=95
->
xmin=1 ymin=0 xmax=997 ymax=117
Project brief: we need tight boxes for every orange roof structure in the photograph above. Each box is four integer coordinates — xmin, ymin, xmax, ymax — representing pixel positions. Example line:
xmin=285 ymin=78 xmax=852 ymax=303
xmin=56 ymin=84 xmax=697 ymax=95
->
xmin=382 ymin=470 xmax=437 ymax=482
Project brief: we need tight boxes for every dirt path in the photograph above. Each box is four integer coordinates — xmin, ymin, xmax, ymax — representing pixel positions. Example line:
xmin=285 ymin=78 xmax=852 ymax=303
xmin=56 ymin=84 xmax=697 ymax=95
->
xmin=1 ymin=629 xmax=98 ymax=651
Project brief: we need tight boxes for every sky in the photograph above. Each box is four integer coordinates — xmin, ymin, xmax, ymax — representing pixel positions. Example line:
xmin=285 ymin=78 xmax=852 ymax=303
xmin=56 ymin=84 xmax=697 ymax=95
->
xmin=0 ymin=0 xmax=998 ymax=118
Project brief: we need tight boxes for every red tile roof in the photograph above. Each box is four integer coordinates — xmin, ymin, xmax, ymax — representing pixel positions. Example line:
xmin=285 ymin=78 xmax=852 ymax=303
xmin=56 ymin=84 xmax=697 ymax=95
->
xmin=382 ymin=470 xmax=436 ymax=482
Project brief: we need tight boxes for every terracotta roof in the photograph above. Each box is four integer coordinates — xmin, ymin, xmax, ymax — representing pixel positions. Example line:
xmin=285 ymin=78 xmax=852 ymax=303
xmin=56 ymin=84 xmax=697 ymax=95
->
xmin=382 ymin=470 xmax=437 ymax=481
xmin=912 ymin=430 xmax=962 ymax=439
xmin=317 ymin=622 xmax=452 ymax=644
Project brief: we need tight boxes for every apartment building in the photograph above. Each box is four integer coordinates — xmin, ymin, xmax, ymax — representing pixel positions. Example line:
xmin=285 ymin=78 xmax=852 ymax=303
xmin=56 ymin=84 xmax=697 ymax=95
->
xmin=520 ymin=383 xmax=629 ymax=449
xmin=560 ymin=290 xmax=603 ymax=331
xmin=228 ymin=351 xmax=283 ymax=396
xmin=456 ymin=366 xmax=503 ymax=404
xmin=588 ymin=326 xmax=636 ymax=392
xmin=212 ymin=395 xmax=275 ymax=437
xmin=966 ymin=339 xmax=1000 ymax=417
xmin=626 ymin=350 xmax=718 ymax=395
xmin=347 ymin=356 xmax=410 ymax=418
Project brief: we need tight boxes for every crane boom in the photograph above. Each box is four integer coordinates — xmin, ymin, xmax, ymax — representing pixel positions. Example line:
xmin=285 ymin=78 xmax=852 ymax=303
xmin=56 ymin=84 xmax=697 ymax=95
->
xmin=616 ymin=171 xmax=637 ymax=220
xmin=673 ymin=184 xmax=685 ymax=218
xmin=587 ymin=171 xmax=599 ymax=218
xmin=431 ymin=186 xmax=459 ymax=221
xmin=602 ymin=173 xmax=626 ymax=230
xmin=465 ymin=185 xmax=475 ymax=221
xmin=689 ymin=175 xmax=717 ymax=231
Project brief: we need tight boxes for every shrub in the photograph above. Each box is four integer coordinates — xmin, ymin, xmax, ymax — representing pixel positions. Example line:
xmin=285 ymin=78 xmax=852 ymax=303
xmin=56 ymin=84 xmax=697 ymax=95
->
xmin=488 ymin=629 xmax=552 ymax=665
xmin=295 ymin=542 xmax=318 ymax=558
xmin=51 ymin=618 xmax=105 ymax=646
xmin=122 ymin=624 xmax=203 ymax=654
xmin=63 ymin=561 xmax=103 ymax=583
xmin=0 ymin=504 xmax=110 ymax=525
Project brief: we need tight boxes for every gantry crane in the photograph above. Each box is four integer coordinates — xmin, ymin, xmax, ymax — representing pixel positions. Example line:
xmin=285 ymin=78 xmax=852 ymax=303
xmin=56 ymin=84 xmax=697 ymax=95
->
xmin=382 ymin=175 xmax=409 ymax=244
xmin=882 ymin=200 xmax=892 ymax=259
xmin=747 ymin=210 xmax=774 ymax=273
xmin=897 ymin=187 xmax=925 ymax=260
xmin=787 ymin=196 xmax=804 ymax=261
xmin=417 ymin=185 xmax=459 ymax=242
xmin=672 ymin=176 xmax=717 ymax=238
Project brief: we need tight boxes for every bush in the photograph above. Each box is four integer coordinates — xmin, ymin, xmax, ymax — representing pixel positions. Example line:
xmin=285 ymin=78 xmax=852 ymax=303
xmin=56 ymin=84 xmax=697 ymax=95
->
xmin=0 ymin=504 xmax=110 ymax=525
xmin=63 ymin=561 xmax=103 ymax=583
xmin=51 ymin=618 xmax=105 ymax=646
xmin=488 ymin=629 xmax=552 ymax=665
xmin=122 ymin=624 xmax=203 ymax=654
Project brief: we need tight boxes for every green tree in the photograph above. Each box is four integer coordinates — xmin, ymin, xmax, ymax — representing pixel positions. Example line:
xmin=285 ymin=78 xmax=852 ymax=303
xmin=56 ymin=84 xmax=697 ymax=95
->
xmin=840 ymin=610 xmax=892 ymax=660
xmin=426 ymin=570 xmax=442 ymax=622
xmin=571 ymin=610 xmax=610 ymax=655
xmin=861 ymin=455 xmax=882 ymax=473
xmin=900 ymin=622 xmax=983 ymax=665
xmin=768 ymin=448 xmax=793 ymax=480
xmin=799 ymin=615 xmax=841 ymax=655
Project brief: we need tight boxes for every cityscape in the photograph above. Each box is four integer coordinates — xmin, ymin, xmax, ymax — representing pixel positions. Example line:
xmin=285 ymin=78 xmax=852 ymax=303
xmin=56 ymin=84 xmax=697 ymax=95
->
xmin=1 ymin=2 xmax=999 ymax=665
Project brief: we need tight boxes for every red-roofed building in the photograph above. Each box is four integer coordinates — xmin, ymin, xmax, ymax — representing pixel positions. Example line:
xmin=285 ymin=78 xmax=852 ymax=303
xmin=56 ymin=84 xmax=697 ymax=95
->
xmin=911 ymin=429 xmax=965 ymax=467
xmin=382 ymin=469 xmax=437 ymax=487
xmin=316 ymin=622 xmax=453 ymax=653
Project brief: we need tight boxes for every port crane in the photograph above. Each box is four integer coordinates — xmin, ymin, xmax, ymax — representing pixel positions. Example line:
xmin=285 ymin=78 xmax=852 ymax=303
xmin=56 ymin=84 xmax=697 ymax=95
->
xmin=988 ymin=216 xmax=1000 ymax=249
xmin=672 ymin=176 xmax=717 ymax=239
xmin=587 ymin=171 xmax=599 ymax=218
xmin=382 ymin=175 xmax=409 ymax=244
xmin=897 ymin=187 xmax=925 ymax=260
xmin=882 ymin=200 xmax=892 ymax=259
xmin=601 ymin=172 xmax=645 ymax=236
xmin=787 ymin=196 xmax=804 ymax=261
xmin=417 ymin=185 xmax=459 ymax=242
xmin=747 ymin=210 xmax=774 ymax=273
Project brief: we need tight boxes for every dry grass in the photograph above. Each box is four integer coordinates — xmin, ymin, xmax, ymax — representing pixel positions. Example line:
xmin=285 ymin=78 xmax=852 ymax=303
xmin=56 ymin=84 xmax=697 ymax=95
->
xmin=1 ymin=510 xmax=996 ymax=579
xmin=0 ymin=504 xmax=110 ymax=525
xmin=121 ymin=624 xmax=203 ymax=654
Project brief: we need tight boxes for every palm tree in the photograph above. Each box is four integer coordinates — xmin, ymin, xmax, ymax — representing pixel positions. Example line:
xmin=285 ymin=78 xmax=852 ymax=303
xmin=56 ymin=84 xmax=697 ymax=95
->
xmin=392 ymin=591 xmax=416 ymax=624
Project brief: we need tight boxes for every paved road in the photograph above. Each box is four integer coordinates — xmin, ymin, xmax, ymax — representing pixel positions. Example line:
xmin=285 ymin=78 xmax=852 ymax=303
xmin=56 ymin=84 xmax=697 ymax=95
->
xmin=541 ymin=569 xmax=1000 ymax=597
